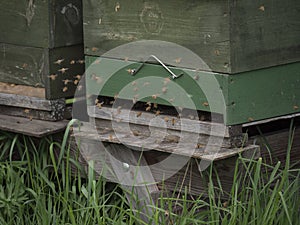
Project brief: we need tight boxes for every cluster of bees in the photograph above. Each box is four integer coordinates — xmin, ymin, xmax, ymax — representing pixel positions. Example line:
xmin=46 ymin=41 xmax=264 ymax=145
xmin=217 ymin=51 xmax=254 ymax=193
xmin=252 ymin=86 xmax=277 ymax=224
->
xmin=48 ymin=58 xmax=84 ymax=93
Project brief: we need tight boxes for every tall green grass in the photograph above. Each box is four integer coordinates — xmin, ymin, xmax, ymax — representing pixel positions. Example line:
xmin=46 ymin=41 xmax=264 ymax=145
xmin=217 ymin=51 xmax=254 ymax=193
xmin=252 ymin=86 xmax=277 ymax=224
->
xmin=0 ymin=122 xmax=299 ymax=225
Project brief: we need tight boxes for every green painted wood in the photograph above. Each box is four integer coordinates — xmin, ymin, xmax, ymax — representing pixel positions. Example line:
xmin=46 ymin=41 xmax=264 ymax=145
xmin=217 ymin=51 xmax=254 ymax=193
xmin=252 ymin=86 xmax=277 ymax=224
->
xmin=0 ymin=43 xmax=84 ymax=100
xmin=85 ymin=56 xmax=228 ymax=114
xmin=226 ymin=63 xmax=300 ymax=125
xmin=85 ymin=56 xmax=300 ymax=125
xmin=0 ymin=0 xmax=83 ymax=48
xmin=83 ymin=0 xmax=230 ymax=73
xmin=83 ymin=0 xmax=300 ymax=74
xmin=0 ymin=43 xmax=47 ymax=87
xmin=230 ymin=0 xmax=300 ymax=73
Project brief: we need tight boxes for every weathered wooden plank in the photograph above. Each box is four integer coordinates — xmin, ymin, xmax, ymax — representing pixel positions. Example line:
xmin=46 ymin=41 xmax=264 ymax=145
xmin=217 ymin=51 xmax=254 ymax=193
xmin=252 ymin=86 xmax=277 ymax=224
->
xmin=230 ymin=0 xmax=300 ymax=73
xmin=88 ymin=106 xmax=239 ymax=138
xmin=83 ymin=0 xmax=300 ymax=74
xmin=249 ymin=126 xmax=300 ymax=167
xmin=106 ymin=144 xmax=158 ymax=224
xmin=93 ymin=119 xmax=245 ymax=149
xmin=0 ymin=93 xmax=65 ymax=112
xmin=0 ymin=43 xmax=84 ymax=99
xmin=0 ymin=0 xmax=83 ymax=48
xmin=145 ymin=149 xmax=259 ymax=197
xmin=73 ymin=123 xmax=256 ymax=160
xmin=86 ymin=57 xmax=300 ymax=125
xmin=0 ymin=114 xmax=68 ymax=137
xmin=0 ymin=82 xmax=45 ymax=98
xmin=0 ymin=105 xmax=64 ymax=121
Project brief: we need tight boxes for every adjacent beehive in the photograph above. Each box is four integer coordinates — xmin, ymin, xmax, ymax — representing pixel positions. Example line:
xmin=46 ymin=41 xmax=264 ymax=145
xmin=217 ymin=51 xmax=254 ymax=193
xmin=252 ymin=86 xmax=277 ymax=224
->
xmin=0 ymin=0 xmax=84 ymax=100
xmin=0 ymin=0 xmax=85 ymax=122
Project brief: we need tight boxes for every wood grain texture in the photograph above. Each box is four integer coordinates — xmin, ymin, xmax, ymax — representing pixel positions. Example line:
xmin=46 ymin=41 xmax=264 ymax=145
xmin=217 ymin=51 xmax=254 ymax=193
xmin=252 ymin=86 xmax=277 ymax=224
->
xmin=0 ymin=43 xmax=85 ymax=99
xmin=0 ymin=114 xmax=68 ymax=137
xmin=0 ymin=93 xmax=65 ymax=121
xmin=0 ymin=105 xmax=64 ymax=121
xmin=0 ymin=0 xmax=83 ymax=48
xmin=83 ymin=0 xmax=230 ymax=73
xmin=249 ymin=126 xmax=300 ymax=167
xmin=0 ymin=82 xmax=45 ymax=98
xmin=0 ymin=43 xmax=47 ymax=87
xmin=0 ymin=93 xmax=65 ymax=111
xmin=83 ymin=0 xmax=300 ymax=73
xmin=73 ymin=122 xmax=256 ymax=160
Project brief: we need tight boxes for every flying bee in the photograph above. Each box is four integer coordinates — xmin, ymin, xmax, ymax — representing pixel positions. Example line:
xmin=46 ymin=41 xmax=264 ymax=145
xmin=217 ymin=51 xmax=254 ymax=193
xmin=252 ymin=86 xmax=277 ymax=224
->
xmin=194 ymin=75 xmax=199 ymax=81
xmin=77 ymin=59 xmax=85 ymax=64
xmin=162 ymin=87 xmax=167 ymax=94
xmin=96 ymin=102 xmax=104 ymax=109
xmin=48 ymin=74 xmax=58 ymax=81
xmin=132 ymin=81 xmax=137 ymax=86
xmin=115 ymin=2 xmax=121 ymax=12
xmin=146 ymin=105 xmax=151 ymax=112
xmin=91 ymin=47 xmax=98 ymax=52
xmin=294 ymin=105 xmax=299 ymax=110
xmin=152 ymin=94 xmax=158 ymax=100
xmin=24 ymin=109 xmax=30 ymax=114
xmin=132 ymin=97 xmax=137 ymax=104
xmin=164 ymin=77 xmax=171 ymax=85
xmin=117 ymin=106 xmax=122 ymax=114
xmin=62 ymin=79 xmax=71 ymax=85
xmin=109 ymin=134 xmax=113 ymax=142
xmin=77 ymin=85 xmax=83 ymax=91
xmin=203 ymin=102 xmax=209 ymax=107
xmin=63 ymin=86 xmax=68 ymax=92
xmin=70 ymin=60 xmax=76 ymax=65
xmin=164 ymin=117 xmax=169 ymax=122
xmin=74 ymin=74 xmax=81 ymax=80
xmin=136 ymin=112 xmax=142 ymax=117
xmin=58 ymin=68 xmax=69 ymax=74
xmin=153 ymin=103 xmax=158 ymax=109
xmin=54 ymin=59 xmax=65 ymax=65
xmin=259 ymin=5 xmax=265 ymax=11
xmin=74 ymin=79 xmax=79 ymax=85
xmin=143 ymin=82 xmax=150 ymax=87
xmin=171 ymin=118 xmax=176 ymax=126
xmin=127 ymin=69 xmax=135 ymax=75
xmin=114 ymin=93 xmax=119 ymax=100
xmin=174 ymin=57 xmax=182 ymax=64
xmin=155 ymin=110 xmax=161 ymax=116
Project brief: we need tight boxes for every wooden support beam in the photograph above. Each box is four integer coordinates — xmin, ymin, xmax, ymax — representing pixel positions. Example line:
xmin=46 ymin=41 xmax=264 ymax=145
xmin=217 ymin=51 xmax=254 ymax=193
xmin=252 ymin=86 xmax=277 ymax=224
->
xmin=0 ymin=114 xmax=68 ymax=137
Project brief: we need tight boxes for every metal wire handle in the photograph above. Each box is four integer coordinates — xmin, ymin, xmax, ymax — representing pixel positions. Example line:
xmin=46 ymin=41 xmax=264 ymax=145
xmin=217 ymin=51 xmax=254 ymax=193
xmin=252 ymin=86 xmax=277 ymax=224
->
xmin=130 ymin=55 xmax=184 ymax=79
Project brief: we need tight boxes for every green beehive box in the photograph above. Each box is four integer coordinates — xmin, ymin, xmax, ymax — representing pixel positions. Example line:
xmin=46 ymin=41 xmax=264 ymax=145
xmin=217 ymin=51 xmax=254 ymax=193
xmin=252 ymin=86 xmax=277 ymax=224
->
xmin=83 ymin=0 xmax=300 ymax=74
xmin=83 ymin=0 xmax=300 ymax=126
xmin=0 ymin=0 xmax=84 ymax=100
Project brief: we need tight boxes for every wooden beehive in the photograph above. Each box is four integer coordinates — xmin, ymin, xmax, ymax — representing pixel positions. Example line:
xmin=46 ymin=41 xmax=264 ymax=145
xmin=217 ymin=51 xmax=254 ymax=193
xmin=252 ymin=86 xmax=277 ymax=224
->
xmin=0 ymin=0 xmax=85 ymax=123
xmin=83 ymin=0 xmax=300 ymax=74
xmin=83 ymin=0 xmax=300 ymax=126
